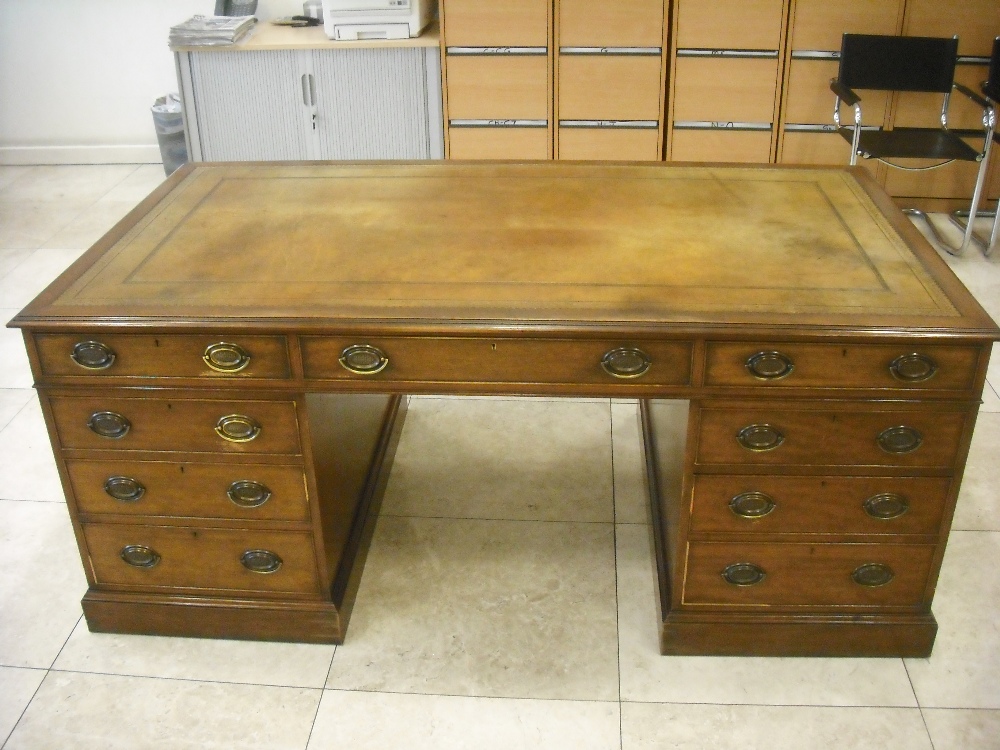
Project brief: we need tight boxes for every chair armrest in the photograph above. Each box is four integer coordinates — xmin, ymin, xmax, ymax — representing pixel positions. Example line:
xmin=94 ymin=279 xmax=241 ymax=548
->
xmin=830 ymin=79 xmax=861 ymax=106
xmin=953 ymin=82 xmax=991 ymax=109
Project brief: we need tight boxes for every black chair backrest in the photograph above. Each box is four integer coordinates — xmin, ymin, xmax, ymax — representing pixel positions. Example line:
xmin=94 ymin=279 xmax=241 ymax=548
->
xmin=838 ymin=34 xmax=958 ymax=93
xmin=985 ymin=37 xmax=1000 ymax=103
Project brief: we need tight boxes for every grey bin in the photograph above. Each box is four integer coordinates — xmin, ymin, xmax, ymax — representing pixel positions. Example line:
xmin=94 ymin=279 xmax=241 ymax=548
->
xmin=151 ymin=93 xmax=188 ymax=176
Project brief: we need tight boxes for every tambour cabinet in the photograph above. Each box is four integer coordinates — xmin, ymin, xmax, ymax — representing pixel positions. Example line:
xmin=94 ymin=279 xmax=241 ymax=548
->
xmin=10 ymin=161 xmax=1000 ymax=656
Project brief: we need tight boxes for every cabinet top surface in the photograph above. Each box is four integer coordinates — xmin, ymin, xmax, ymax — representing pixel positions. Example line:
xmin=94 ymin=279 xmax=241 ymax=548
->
xmin=170 ymin=19 xmax=440 ymax=52
xmin=11 ymin=161 xmax=998 ymax=339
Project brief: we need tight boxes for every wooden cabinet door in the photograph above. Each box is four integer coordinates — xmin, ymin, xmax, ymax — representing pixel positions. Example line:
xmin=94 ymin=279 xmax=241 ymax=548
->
xmin=446 ymin=56 xmax=550 ymax=119
xmin=902 ymin=0 xmax=1000 ymax=56
xmin=674 ymin=0 xmax=786 ymax=50
xmin=559 ymin=56 xmax=663 ymax=121
xmin=559 ymin=0 xmax=665 ymax=47
xmin=670 ymin=130 xmax=773 ymax=163
xmin=449 ymin=128 xmax=550 ymax=159
xmin=442 ymin=0 xmax=550 ymax=46
xmin=558 ymin=128 xmax=660 ymax=160
xmin=673 ymin=58 xmax=780 ymax=123
xmin=783 ymin=59 xmax=891 ymax=126
xmin=789 ymin=0 xmax=903 ymax=52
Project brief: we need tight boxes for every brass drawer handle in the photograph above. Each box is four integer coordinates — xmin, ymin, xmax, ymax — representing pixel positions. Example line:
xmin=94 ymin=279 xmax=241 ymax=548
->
xmin=745 ymin=351 xmax=794 ymax=380
xmin=889 ymin=353 xmax=937 ymax=383
xmin=339 ymin=344 xmax=389 ymax=375
xmin=203 ymin=342 xmax=251 ymax=373
xmin=600 ymin=347 xmax=651 ymax=379
xmin=736 ymin=424 xmax=784 ymax=452
xmin=227 ymin=480 xmax=272 ymax=508
xmin=71 ymin=341 xmax=116 ymax=370
xmin=120 ymin=544 xmax=160 ymax=568
xmin=215 ymin=415 xmax=261 ymax=443
xmin=877 ymin=426 xmax=922 ymax=454
xmin=862 ymin=492 xmax=910 ymax=520
xmin=722 ymin=562 xmax=766 ymax=586
xmin=729 ymin=491 xmax=776 ymax=518
xmin=241 ymin=549 xmax=283 ymax=574
xmin=87 ymin=411 xmax=131 ymax=439
xmin=103 ymin=476 xmax=146 ymax=503
xmin=852 ymin=563 xmax=894 ymax=587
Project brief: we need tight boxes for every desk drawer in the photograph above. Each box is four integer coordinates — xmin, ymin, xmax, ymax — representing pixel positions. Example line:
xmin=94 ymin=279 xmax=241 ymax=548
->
xmin=67 ymin=460 xmax=309 ymax=522
xmin=683 ymin=541 xmax=935 ymax=606
xmin=49 ymin=396 xmax=301 ymax=455
xmin=695 ymin=405 xmax=969 ymax=469
xmin=34 ymin=334 xmax=290 ymax=380
xmin=690 ymin=475 xmax=950 ymax=535
xmin=704 ymin=342 xmax=982 ymax=391
xmin=301 ymin=337 xmax=692 ymax=386
xmin=83 ymin=523 xmax=320 ymax=595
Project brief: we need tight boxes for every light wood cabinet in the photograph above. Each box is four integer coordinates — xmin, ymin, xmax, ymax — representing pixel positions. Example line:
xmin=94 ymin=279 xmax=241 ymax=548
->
xmin=559 ymin=0 xmax=666 ymax=47
xmin=557 ymin=127 xmax=660 ymax=160
xmin=441 ymin=0 xmax=550 ymax=46
xmin=559 ymin=56 xmax=664 ymax=121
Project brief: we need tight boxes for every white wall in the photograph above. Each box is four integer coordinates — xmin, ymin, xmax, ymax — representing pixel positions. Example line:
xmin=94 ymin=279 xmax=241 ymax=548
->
xmin=0 ymin=0 xmax=303 ymax=165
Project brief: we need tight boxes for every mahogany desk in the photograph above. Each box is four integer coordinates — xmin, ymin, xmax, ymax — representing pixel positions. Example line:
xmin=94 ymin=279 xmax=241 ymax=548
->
xmin=10 ymin=162 xmax=999 ymax=657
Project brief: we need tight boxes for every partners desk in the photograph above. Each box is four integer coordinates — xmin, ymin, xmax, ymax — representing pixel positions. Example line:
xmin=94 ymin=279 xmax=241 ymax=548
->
xmin=10 ymin=162 xmax=999 ymax=657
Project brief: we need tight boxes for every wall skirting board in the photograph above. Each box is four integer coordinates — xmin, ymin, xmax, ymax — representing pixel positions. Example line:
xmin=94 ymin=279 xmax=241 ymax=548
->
xmin=0 ymin=146 xmax=163 ymax=166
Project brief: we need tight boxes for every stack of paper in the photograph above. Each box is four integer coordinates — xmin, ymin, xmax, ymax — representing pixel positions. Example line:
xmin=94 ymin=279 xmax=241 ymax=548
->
xmin=168 ymin=15 xmax=257 ymax=46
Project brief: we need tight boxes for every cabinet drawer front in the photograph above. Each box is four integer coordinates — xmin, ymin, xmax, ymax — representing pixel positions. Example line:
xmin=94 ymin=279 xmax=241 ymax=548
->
xmin=83 ymin=523 xmax=320 ymax=594
xmin=446 ymin=57 xmax=549 ymax=120
xmin=673 ymin=58 xmax=778 ymax=123
xmin=691 ymin=475 xmax=950 ymax=535
xmin=670 ymin=130 xmax=773 ymax=163
xmin=683 ymin=542 xmax=935 ymax=606
xmin=902 ymin=0 xmax=1000 ymax=57
xmin=559 ymin=0 xmax=665 ymax=47
xmin=704 ymin=342 xmax=982 ymax=391
xmin=442 ymin=0 xmax=549 ymax=47
xmin=783 ymin=60 xmax=891 ymax=127
xmin=49 ymin=397 xmax=301 ymax=455
xmin=301 ymin=337 xmax=692 ymax=386
xmin=789 ymin=0 xmax=903 ymax=52
xmin=448 ymin=127 xmax=550 ymax=160
xmin=559 ymin=57 xmax=663 ymax=121
xmin=35 ymin=334 xmax=290 ymax=380
xmin=779 ymin=132 xmax=878 ymax=183
xmin=894 ymin=66 xmax=990 ymax=131
xmin=695 ymin=407 xmax=969 ymax=468
xmin=675 ymin=0 xmax=786 ymax=50
xmin=68 ymin=460 xmax=309 ymax=521
xmin=558 ymin=127 xmax=660 ymax=161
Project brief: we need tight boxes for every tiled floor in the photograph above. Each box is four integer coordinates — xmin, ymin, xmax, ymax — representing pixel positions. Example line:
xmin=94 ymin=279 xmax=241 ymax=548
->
xmin=0 ymin=164 xmax=999 ymax=749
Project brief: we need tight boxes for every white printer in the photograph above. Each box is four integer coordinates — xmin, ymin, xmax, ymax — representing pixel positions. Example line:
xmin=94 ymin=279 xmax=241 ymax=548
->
xmin=321 ymin=0 xmax=436 ymax=41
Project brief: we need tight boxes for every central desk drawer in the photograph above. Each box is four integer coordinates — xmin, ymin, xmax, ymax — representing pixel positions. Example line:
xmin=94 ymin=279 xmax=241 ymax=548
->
xmin=83 ymin=523 xmax=320 ymax=595
xmin=67 ymin=460 xmax=310 ymax=521
xmin=48 ymin=396 xmax=301 ymax=455
xmin=301 ymin=337 xmax=692 ymax=386
xmin=695 ymin=405 xmax=969 ymax=469
xmin=683 ymin=541 xmax=935 ymax=607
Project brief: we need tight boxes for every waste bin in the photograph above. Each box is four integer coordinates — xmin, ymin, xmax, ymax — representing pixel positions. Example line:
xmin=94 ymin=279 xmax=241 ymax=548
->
xmin=151 ymin=93 xmax=188 ymax=176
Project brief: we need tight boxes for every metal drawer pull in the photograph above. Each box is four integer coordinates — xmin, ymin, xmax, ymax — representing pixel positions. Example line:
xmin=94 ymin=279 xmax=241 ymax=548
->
xmin=203 ymin=342 xmax=251 ymax=373
xmin=600 ymin=347 xmax=651 ymax=378
xmin=889 ymin=353 xmax=937 ymax=383
xmin=736 ymin=424 xmax=784 ymax=452
xmin=339 ymin=344 xmax=389 ymax=375
xmin=120 ymin=544 xmax=160 ymax=568
xmin=103 ymin=476 xmax=146 ymax=503
xmin=729 ymin=491 xmax=776 ymax=518
xmin=722 ymin=562 xmax=766 ymax=586
xmin=71 ymin=341 xmax=116 ymax=370
xmin=87 ymin=411 xmax=131 ymax=439
xmin=215 ymin=414 xmax=262 ymax=443
xmin=877 ymin=426 xmax=923 ymax=454
xmin=227 ymin=480 xmax=272 ymax=508
xmin=851 ymin=563 xmax=894 ymax=587
xmin=745 ymin=351 xmax=794 ymax=380
xmin=862 ymin=492 xmax=910 ymax=520
xmin=241 ymin=549 xmax=283 ymax=574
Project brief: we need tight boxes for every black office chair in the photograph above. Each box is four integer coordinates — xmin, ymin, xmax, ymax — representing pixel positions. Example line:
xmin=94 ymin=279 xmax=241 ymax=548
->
xmin=830 ymin=34 xmax=996 ymax=256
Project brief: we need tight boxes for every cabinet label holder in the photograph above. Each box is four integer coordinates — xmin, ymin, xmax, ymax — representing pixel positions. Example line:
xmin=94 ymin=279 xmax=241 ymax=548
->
xmin=447 ymin=46 xmax=547 ymax=56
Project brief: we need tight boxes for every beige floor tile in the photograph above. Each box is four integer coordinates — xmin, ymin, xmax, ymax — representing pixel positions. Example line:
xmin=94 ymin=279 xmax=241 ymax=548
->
xmin=98 ymin=164 xmax=166 ymax=204
xmin=0 ymin=500 xmax=86 ymax=668
xmin=952 ymin=412 xmax=1000 ymax=531
xmin=327 ymin=516 xmax=619 ymax=700
xmin=981 ymin=380 xmax=1000 ymax=412
xmin=621 ymin=703 xmax=932 ymax=750
xmin=0 ymin=166 xmax=33 ymax=193
xmin=4 ymin=671 xmax=320 ymax=750
xmin=0 ymin=165 xmax=137 ymax=204
xmin=45 ymin=200 xmax=137 ymax=249
xmin=922 ymin=708 xmax=1000 ymax=750
xmin=381 ymin=397 xmax=614 ymax=522
xmin=52 ymin=619 xmax=336 ymax=688
xmin=309 ymin=690 xmax=621 ymax=750
xmin=904 ymin=531 xmax=1000 ymax=709
xmin=0 ymin=248 xmax=33 ymax=282
xmin=0 ymin=388 xmax=33 ymax=431
xmin=0 ymin=201 xmax=91 ymax=250
xmin=612 ymin=401 xmax=649 ymax=524
xmin=0 ymin=248 xmax=85 ymax=309
xmin=615 ymin=524 xmax=919 ymax=707
xmin=0 ymin=666 xmax=46 ymax=744
xmin=0 ymin=397 xmax=64 ymax=502
xmin=0 ymin=310 xmax=33 ymax=388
